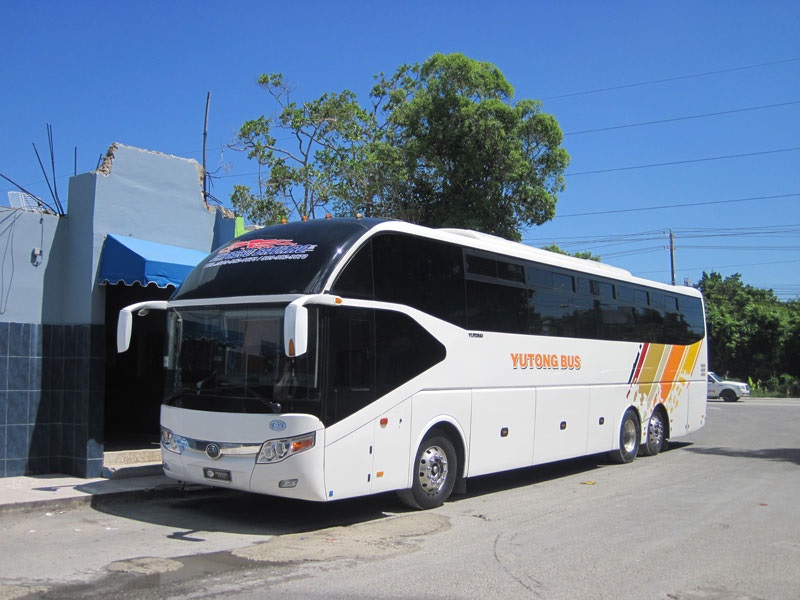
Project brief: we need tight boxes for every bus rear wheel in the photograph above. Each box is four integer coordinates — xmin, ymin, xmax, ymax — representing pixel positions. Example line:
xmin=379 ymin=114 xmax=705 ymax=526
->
xmin=398 ymin=429 xmax=457 ymax=510
xmin=639 ymin=407 xmax=667 ymax=457
xmin=608 ymin=408 xmax=640 ymax=464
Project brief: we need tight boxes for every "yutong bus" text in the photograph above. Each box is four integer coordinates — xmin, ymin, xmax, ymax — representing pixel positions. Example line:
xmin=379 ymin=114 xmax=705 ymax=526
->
xmin=510 ymin=353 xmax=582 ymax=370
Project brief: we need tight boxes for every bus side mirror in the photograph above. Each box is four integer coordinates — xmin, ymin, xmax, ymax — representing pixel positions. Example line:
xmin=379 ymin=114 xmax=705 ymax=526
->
xmin=284 ymin=303 xmax=308 ymax=357
xmin=117 ymin=310 xmax=133 ymax=353
xmin=117 ymin=301 xmax=168 ymax=353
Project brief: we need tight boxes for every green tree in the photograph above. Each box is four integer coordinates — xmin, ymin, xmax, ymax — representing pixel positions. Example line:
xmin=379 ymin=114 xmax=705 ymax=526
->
xmin=231 ymin=74 xmax=373 ymax=222
xmin=351 ymin=53 xmax=570 ymax=241
xmin=229 ymin=184 xmax=288 ymax=227
xmin=233 ymin=54 xmax=570 ymax=239
xmin=540 ymin=243 xmax=600 ymax=262
xmin=696 ymin=272 xmax=794 ymax=384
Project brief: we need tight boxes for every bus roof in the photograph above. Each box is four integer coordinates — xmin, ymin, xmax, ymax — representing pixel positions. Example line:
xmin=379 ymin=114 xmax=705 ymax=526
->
xmin=369 ymin=220 xmax=702 ymax=299
xmin=172 ymin=217 xmax=701 ymax=302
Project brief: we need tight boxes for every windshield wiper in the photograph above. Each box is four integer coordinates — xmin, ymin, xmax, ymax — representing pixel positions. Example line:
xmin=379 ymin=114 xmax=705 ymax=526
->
xmin=246 ymin=387 xmax=282 ymax=414
xmin=165 ymin=387 xmax=195 ymax=403
xmin=195 ymin=370 xmax=218 ymax=395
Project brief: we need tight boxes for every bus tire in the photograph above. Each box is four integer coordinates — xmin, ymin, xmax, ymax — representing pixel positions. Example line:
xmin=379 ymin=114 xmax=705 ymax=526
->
xmin=398 ymin=429 xmax=457 ymax=510
xmin=639 ymin=406 xmax=667 ymax=457
xmin=608 ymin=408 xmax=640 ymax=464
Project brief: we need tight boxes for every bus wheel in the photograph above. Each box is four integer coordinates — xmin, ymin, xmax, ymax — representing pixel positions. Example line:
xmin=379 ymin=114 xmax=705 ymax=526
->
xmin=398 ymin=430 xmax=457 ymax=510
xmin=608 ymin=408 xmax=640 ymax=464
xmin=639 ymin=407 xmax=667 ymax=457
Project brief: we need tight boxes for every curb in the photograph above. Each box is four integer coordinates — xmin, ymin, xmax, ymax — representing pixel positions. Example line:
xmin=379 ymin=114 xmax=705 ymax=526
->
xmin=0 ymin=480 xmax=221 ymax=516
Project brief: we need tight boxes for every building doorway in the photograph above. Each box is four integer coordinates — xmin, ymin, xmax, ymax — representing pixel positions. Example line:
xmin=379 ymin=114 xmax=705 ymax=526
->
xmin=104 ymin=284 xmax=172 ymax=451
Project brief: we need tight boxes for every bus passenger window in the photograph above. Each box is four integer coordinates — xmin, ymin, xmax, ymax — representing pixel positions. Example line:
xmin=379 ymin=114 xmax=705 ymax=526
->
xmin=331 ymin=242 xmax=374 ymax=299
xmin=324 ymin=308 xmax=376 ymax=425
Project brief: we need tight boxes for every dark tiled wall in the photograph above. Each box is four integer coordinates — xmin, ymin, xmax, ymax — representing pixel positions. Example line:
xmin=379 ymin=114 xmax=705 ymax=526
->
xmin=0 ymin=322 xmax=104 ymax=478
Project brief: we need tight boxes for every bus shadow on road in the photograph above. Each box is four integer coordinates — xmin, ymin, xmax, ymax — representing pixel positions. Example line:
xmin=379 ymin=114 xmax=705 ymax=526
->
xmin=85 ymin=455 xmax=609 ymax=537
xmin=89 ymin=485 xmax=398 ymax=538
xmin=86 ymin=447 xmax=696 ymax=537
xmin=455 ymin=443 xmax=697 ymax=501
xmin=683 ymin=445 xmax=800 ymax=465
xmin=456 ymin=454 xmax=609 ymax=501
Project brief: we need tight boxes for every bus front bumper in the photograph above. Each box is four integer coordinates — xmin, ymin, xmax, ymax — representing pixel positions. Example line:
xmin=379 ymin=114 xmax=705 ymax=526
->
xmin=161 ymin=442 xmax=327 ymax=502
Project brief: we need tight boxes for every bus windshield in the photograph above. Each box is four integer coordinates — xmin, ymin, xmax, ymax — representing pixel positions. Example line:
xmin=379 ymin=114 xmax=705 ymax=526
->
xmin=164 ymin=305 xmax=319 ymax=415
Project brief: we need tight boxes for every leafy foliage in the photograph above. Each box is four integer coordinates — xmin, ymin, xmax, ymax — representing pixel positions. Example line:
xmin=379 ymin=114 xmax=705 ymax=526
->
xmin=696 ymin=272 xmax=799 ymax=394
xmin=229 ymin=184 xmax=288 ymax=226
xmin=231 ymin=74 xmax=375 ymax=220
xmin=232 ymin=54 xmax=570 ymax=241
xmin=540 ymin=243 xmax=600 ymax=262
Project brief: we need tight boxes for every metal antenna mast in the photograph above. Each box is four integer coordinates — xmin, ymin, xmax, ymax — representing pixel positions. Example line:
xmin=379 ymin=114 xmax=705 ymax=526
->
xmin=203 ymin=92 xmax=211 ymax=206
xmin=669 ymin=228 xmax=676 ymax=285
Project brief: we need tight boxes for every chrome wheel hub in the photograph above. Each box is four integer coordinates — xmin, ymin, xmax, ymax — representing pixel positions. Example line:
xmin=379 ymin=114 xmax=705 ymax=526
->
xmin=622 ymin=419 xmax=638 ymax=454
xmin=649 ymin=414 xmax=664 ymax=444
xmin=417 ymin=445 xmax=448 ymax=495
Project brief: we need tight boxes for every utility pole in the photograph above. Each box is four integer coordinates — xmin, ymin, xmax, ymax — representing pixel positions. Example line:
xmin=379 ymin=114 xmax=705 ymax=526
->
xmin=669 ymin=228 xmax=676 ymax=286
xmin=202 ymin=92 xmax=211 ymax=206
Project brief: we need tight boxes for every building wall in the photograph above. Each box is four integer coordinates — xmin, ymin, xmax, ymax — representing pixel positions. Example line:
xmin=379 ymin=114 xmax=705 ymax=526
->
xmin=0 ymin=208 xmax=62 ymax=323
xmin=0 ymin=209 xmax=61 ymax=476
xmin=0 ymin=143 xmax=235 ymax=478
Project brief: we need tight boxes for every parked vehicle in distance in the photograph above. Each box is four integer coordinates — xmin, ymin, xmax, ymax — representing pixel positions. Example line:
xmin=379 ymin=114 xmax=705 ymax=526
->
xmin=707 ymin=372 xmax=750 ymax=402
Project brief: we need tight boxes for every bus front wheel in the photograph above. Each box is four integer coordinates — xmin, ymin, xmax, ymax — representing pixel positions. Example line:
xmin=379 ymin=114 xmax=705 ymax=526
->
xmin=608 ymin=408 xmax=640 ymax=464
xmin=398 ymin=429 xmax=457 ymax=510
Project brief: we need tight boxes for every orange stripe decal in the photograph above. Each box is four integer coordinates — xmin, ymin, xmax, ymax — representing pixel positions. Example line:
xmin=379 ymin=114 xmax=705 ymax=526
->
xmin=660 ymin=345 xmax=687 ymax=402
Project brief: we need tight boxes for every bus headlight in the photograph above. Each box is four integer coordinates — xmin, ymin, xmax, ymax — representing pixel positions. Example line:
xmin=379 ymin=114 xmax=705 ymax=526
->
xmin=256 ymin=432 xmax=316 ymax=464
xmin=161 ymin=427 xmax=188 ymax=454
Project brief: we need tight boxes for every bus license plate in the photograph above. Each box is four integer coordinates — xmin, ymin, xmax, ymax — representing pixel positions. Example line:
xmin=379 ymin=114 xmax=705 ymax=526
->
xmin=203 ymin=468 xmax=231 ymax=482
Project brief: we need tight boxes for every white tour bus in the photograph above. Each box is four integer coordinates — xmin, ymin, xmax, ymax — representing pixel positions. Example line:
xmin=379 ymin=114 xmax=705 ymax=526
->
xmin=118 ymin=218 xmax=707 ymax=509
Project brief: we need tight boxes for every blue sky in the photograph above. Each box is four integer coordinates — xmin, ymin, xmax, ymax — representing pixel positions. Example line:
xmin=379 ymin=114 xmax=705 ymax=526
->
xmin=2 ymin=1 xmax=798 ymax=297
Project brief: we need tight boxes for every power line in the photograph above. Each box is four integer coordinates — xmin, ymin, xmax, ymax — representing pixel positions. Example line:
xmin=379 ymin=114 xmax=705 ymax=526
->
xmin=551 ymin=193 xmax=800 ymax=218
xmin=680 ymin=245 xmax=800 ymax=251
xmin=527 ymin=225 xmax=800 ymax=266
xmin=542 ymin=57 xmax=800 ymax=100
xmin=566 ymin=225 xmax=800 ymax=247
xmin=566 ymin=147 xmax=800 ymax=177
xmin=524 ymin=223 xmax=800 ymax=248
xmin=602 ymin=246 xmax=666 ymax=259
xmin=564 ymin=100 xmax=800 ymax=136
xmin=636 ymin=258 xmax=800 ymax=276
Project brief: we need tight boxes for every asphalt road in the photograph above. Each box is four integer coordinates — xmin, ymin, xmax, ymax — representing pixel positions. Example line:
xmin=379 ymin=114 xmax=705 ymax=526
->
xmin=2 ymin=397 xmax=798 ymax=600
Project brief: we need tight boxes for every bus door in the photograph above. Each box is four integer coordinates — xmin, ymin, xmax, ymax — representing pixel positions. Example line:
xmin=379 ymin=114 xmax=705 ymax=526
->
xmin=371 ymin=402 xmax=412 ymax=493
xmin=321 ymin=306 xmax=377 ymax=500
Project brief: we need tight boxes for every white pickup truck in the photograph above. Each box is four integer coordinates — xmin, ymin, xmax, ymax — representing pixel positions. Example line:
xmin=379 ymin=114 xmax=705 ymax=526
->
xmin=707 ymin=372 xmax=750 ymax=402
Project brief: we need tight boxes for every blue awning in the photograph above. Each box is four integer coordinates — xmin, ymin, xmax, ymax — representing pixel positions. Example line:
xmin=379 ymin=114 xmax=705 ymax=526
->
xmin=98 ymin=234 xmax=208 ymax=288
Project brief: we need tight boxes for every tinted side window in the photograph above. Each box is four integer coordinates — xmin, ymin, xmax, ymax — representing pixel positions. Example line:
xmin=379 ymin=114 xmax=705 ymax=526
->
xmin=322 ymin=307 xmax=375 ymax=426
xmin=529 ymin=289 xmax=578 ymax=337
xmin=331 ymin=241 xmax=374 ymax=299
xmin=465 ymin=254 xmax=525 ymax=283
xmin=465 ymin=254 xmax=496 ymax=278
xmin=528 ymin=267 xmax=552 ymax=289
xmin=553 ymin=272 xmax=574 ymax=292
xmin=376 ymin=311 xmax=446 ymax=397
xmin=682 ymin=297 xmax=706 ymax=342
xmin=617 ymin=286 xmax=634 ymax=303
xmin=466 ymin=280 xmax=529 ymax=334
xmin=372 ymin=234 xmax=466 ymax=327
xmin=525 ymin=266 xmax=704 ymax=345
xmin=321 ymin=306 xmax=447 ymax=426
xmin=598 ymin=281 xmax=614 ymax=299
